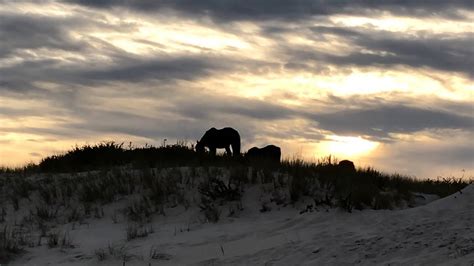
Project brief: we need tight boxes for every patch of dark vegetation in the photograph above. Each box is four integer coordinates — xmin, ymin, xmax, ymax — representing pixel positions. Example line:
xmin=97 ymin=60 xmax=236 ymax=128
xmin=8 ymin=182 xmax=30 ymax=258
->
xmin=37 ymin=141 xmax=200 ymax=173
xmin=199 ymin=177 xmax=241 ymax=203
xmin=126 ymin=196 xmax=154 ymax=223
xmin=94 ymin=243 xmax=133 ymax=262
xmin=126 ymin=223 xmax=154 ymax=241
xmin=0 ymin=163 xmax=38 ymax=176
xmin=0 ymin=225 xmax=24 ymax=263
xmin=280 ymin=157 xmax=471 ymax=212
xmin=198 ymin=176 xmax=242 ymax=223
xmin=18 ymin=141 xmax=247 ymax=173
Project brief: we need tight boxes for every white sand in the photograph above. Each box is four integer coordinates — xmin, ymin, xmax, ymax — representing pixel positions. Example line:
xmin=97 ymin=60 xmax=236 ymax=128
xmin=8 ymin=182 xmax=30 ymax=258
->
xmin=8 ymin=183 xmax=473 ymax=265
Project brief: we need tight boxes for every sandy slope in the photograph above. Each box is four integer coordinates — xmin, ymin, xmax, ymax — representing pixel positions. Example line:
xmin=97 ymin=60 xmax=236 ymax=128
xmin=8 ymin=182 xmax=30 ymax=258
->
xmin=11 ymin=185 xmax=474 ymax=265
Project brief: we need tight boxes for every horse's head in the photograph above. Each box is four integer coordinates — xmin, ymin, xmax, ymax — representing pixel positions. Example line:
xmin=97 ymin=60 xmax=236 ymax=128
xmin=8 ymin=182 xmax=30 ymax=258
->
xmin=195 ymin=140 xmax=205 ymax=153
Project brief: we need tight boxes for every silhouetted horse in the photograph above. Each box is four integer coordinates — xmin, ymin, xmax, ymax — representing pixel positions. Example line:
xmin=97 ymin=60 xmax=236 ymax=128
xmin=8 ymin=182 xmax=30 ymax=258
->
xmin=196 ymin=127 xmax=241 ymax=157
xmin=246 ymin=145 xmax=281 ymax=164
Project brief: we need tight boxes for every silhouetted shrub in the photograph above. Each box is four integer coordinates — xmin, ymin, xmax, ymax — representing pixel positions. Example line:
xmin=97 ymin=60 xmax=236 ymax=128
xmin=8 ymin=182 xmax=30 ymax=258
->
xmin=126 ymin=196 xmax=153 ymax=223
xmin=373 ymin=193 xmax=395 ymax=210
xmin=126 ymin=223 xmax=154 ymax=241
xmin=199 ymin=177 xmax=240 ymax=203
xmin=198 ymin=177 xmax=241 ymax=222
xmin=0 ymin=226 xmax=23 ymax=263
xmin=47 ymin=231 xmax=59 ymax=248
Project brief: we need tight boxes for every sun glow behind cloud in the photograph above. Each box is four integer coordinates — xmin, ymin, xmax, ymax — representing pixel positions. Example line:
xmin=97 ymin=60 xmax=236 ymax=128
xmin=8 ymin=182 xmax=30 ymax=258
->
xmin=331 ymin=14 xmax=474 ymax=34
xmin=322 ymin=135 xmax=380 ymax=157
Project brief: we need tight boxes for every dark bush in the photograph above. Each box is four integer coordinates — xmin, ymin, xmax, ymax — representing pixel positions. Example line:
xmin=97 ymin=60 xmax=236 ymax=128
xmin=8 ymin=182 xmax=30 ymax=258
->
xmin=0 ymin=226 xmax=24 ymax=263
xmin=198 ymin=177 xmax=241 ymax=222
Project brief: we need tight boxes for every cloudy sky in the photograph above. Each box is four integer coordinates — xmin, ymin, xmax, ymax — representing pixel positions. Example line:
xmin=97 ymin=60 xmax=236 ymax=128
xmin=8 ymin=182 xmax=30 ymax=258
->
xmin=0 ymin=0 xmax=473 ymax=178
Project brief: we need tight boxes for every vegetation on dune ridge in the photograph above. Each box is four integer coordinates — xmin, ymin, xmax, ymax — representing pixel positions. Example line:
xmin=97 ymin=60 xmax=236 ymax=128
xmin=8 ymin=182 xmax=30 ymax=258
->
xmin=0 ymin=142 xmax=471 ymax=263
xmin=0 ymin=141 xmax=250 ymax=174
xmin=0 ymin=142 xmax=470 ymax=199
xmin=40 ymin=141 xmax=199 ymax=173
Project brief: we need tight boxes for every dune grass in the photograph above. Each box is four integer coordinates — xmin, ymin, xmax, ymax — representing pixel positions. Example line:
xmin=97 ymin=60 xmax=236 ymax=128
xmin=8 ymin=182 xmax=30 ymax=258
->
xmin=0 ymin=142 xmax=472 ymax=263
xmin=0 ymin=142 xmax=469 ymax=213
xmin=281 ymin=157 xmax=469 ymax=211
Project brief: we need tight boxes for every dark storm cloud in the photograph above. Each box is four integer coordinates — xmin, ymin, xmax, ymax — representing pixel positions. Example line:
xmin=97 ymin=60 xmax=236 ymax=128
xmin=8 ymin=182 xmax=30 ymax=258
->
xmin=0 ymin=10 xmax=139 ymax=67
xmin=2 ymin=3 xmax=472 ymax=96
xmin=0 ymin=14 xmax=88 ymax=58
xmin=0 ymin=90 xmax=298 ymax=141
xmin=331 ymin=36 xmax=474 ymax=77
xmin=80 ymin=56 xmax=233 ymax=83
xmin=72 ymin=95 xmax=298 ymax=138
xmin=65 ymin=109 xmax=193 ymax=139
xmin=281 ymin=26 xmax=474 ymax=76
xmin=0 ymin=59 xmax=62 ymax=92
xmin=309 ymin=105 xmax=474 ymax=140
xmin=0 ymin=12 xmax=275 ymax=93
xmin=65 ymin=98 xmax=322 ymax=146
xmin=0 ymin=12 xmax=143 ymax=92
xmin=169 ymin=96 xmax=297 ymax=121
xmin=64 ymin=0 xmax=474 ymax=21
xmin=60 ymin=95 xmax=474 ymax=143
xmin=0 ymin=109 xmax=183 ymax=140
xmin=166 ymin=97 xmax=474 ymax=144
xmin=0 ymin=8 xmax=138 ymax=57
xmin=0 ymin=54 xmax=239 ymax=93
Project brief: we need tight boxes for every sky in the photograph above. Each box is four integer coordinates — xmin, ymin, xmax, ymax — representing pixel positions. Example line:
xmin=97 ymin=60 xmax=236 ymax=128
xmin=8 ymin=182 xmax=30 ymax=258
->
xmin=0 ymin=0 xmax=473 ymax=179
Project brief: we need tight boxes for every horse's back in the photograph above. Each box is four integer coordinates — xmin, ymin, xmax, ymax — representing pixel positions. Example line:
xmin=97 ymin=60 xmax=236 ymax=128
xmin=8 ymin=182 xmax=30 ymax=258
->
xmin=205 ymin=127 xmax=239 ymax=138
xmin=200 ymin=127 xmax=241 ymax=155
xmin=262 ymin=145 xmax=281 ymax=161
xmin=262 ymin=145 xmax=280 ymax=153
xmin=338 ymin=160 xmax=356 ymax=175
xmin=220 ymin=127 xmax=240 ymax=138
xmin=247 ymin=147 xmax=260 ymax=156
xmin=204 ymin=127 xmax=218 ymax=136
xmin=247 ymin=145 xmax=281 ymax=163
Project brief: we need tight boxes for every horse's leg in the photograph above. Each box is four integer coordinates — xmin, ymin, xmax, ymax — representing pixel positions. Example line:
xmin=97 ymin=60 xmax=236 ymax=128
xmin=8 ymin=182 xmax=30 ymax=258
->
xmin=225 ymin=146 xmax=232 ymax=156
xmin=232 ymin=141 xmax=241 ymax=157
xmin=210 ymin=147 xmax=217 ymax=156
